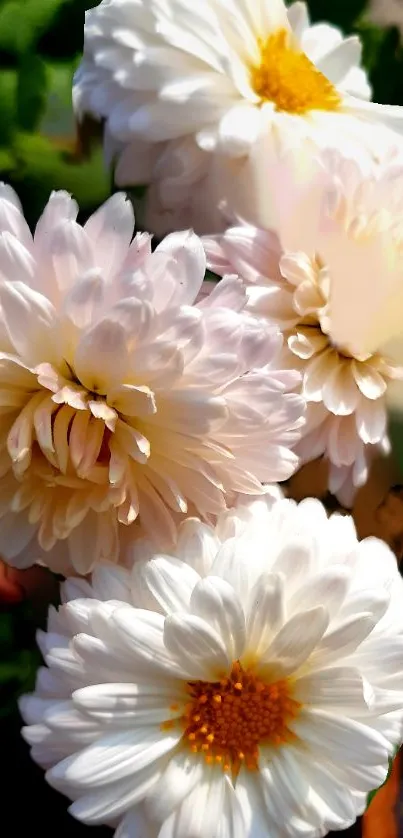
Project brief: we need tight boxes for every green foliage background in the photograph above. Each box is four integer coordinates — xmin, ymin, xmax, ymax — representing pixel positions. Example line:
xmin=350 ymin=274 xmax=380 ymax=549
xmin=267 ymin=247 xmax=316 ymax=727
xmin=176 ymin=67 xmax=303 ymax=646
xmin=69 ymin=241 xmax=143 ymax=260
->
xmin=0 ymin=0 xmax=402 ymax=833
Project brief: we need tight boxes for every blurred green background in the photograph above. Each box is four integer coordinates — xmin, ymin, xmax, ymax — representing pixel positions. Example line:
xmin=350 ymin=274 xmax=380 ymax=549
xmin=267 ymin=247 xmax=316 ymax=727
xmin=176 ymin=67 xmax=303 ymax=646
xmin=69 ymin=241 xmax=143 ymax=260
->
xmin=0 ymin=0 xmax=402 ymax=834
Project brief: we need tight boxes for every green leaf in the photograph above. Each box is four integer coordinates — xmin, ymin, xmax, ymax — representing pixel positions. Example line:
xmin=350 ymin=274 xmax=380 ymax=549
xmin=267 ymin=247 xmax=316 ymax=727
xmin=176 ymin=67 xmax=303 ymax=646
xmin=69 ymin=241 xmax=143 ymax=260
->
xmin=0 ymin=1 xmax=26 ymax=57
xmin=0 ymin=69 xmax=17 ymax=145
xmin=205 ymin=269 xmax=220 ymax=283
xmin=298 ymin=0 xmax=368 ymax=31
xmin=0 ymin=0 xmax=66 ymax=57
xmin=0 ymin=660 xmax=26 ymax=681
xmin=16 ymin=54 xmax=48 ymax=132
xmin=0 ymin=614 xmax=14 ymax=650
xmin=39 ymin=59 xmax=77 ymax=140
xmin=8 ymin=132 xmax=110 ymax=224
xmin=38 ymin=0 xmax=101 ymax=59
xmin=356 ymin=21 xmax=403 ymax=106
xmin=0 ymin=147 xmax=15 ymax=174
xmin=388 ymin=415 xmax=403 ymax=479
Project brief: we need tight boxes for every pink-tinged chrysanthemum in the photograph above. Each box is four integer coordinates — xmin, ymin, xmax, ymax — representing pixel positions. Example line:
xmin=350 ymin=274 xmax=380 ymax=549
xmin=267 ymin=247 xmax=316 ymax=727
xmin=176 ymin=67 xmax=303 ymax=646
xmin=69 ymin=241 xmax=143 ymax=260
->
xmin=203 ymin=152 xmax=403 ymax=505
xmin=0 ymin=184 xmax=304 ymax=574
xmin=20 ymin=497 xmax=403 ymax=838
xmin=73 ymin=0 xmax=403 ymax=237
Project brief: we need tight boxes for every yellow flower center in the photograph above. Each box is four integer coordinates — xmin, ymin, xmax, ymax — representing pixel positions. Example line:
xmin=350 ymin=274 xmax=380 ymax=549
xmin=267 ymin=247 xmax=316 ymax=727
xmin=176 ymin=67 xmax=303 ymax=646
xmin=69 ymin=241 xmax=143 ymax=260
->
xmin=251 ymin=29 xmax=342 ymax=114
xmin=178 ymin=661 xmax=300 ymax=773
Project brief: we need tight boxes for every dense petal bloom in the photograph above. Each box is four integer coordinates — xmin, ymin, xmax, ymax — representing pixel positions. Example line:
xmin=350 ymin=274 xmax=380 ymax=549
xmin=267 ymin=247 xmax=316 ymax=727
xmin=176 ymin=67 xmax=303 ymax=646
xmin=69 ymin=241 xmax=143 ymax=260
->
xmin=20 ymin=497 xmax=403 ymax=838
xmin=74 ymin=0 xmax=403 ymax=235
xmin=0 ymin=185 xmax=304 ymax=574
xmin=73 ymin=0 xmax=403 ymax=236
xmin=203 ymin=151 xmax=403 ymax=504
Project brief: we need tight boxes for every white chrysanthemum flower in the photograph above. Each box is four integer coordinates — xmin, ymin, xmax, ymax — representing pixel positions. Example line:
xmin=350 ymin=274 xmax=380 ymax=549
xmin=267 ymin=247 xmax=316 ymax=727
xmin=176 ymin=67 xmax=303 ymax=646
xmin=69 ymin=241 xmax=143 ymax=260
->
xmin=204 ymin=151 xmax=403 ymax=505
xmin=20 ymin=497 xmax=403 ymax=838
xmin=0 ymin=184 xmax=304 ymax=574
xmin=73 ymin=0 xmax=403 ymax=236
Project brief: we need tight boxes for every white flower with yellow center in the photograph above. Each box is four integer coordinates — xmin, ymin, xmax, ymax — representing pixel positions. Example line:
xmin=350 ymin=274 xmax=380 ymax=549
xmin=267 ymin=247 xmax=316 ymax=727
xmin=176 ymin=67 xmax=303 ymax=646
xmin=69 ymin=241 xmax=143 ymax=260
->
xmin=73 ymin=0 xmax=403 ymax=236
xmin=204 ymin=151 xmax=403 ymax=505
xmin=0 ymin=184 xmax=304 ymax=574
xmin=20 ymin=497 xmax=403 ymax=838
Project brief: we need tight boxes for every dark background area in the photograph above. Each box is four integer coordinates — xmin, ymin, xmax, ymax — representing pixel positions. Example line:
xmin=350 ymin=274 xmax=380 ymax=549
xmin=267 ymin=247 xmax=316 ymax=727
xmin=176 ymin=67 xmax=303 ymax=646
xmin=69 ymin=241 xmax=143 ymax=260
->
xmin=0 ymin=0 xmax=402 ymax=834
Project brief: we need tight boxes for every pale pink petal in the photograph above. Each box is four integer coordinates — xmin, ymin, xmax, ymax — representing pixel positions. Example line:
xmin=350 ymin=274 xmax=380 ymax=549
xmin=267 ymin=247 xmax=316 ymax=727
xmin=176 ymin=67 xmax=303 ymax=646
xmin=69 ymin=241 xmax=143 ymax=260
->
xmin=84 ymin=193 xmax=135 ymax=281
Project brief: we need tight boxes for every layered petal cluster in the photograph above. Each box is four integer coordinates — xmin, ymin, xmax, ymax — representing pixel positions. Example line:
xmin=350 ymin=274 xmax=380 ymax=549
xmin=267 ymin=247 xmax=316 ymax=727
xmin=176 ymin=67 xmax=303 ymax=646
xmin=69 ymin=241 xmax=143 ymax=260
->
xmin=20 ymin=497 xmax=403 ymax=838
xmin=73 ymin=0 xmax=403 ymax=236
xmin=0 ymin=184 xmax=304 ymax=574
xmin=204 ymin=151 xmax=403 ymax=505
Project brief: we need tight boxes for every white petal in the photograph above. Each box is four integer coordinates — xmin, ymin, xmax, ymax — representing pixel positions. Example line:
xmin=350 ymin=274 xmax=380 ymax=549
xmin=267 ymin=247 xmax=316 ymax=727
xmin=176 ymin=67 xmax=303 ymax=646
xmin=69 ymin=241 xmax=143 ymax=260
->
xmin=245 ymin=572 xmax=285 ymax=656
xmin=287 ymin=1 xmax=309 ymax=37
xmin=176 ymin=518 xmax=220 ymax=575
xmin=314 ymin=613 xmax=377 ymax=666
xmin=0 ymin=281 xmax=56 ymax=363
xmin=115 ymin=807 xmax=154 ymax=838
xmin=73 ymin=319 xmax=129 ymax=393
xmin=0 ymin=232 xmax=36 ymax=286
xmin=351 ymin=361 xmax=387 ymax=400
xmin=164 ymin=613 xmax=231 ymax=679
xmin=287 ymin=567 xmax=350 ymax=621
xmin=72 ymin=682 xmax=180 ymax=725
xmin=271 ymin=539 xmax=313 ymax=592
xmin=294 ymin=666 xmax=370 ymax=713
xmin=42 ymin=701 xmax=102 ymax=736
xmin=296 ymin=709 xmax=390 ymax=767
xmin=260 ymin=606 xmax=329 ymax=675
xmin=62 ymin=269 xmax=105 ymax=330
xmin=154 ymin=230 xmax=206 ymax=307
xmin=299 ymin=758 xmax=358 ymax=829
xmin=47 ymin=727 xmax=179 ymax=789
xmin=84 ymin=192 xmax=134 ymax=280
xmin=48 ymin=218 xmax=94 ymax=294
xmin=258 ymin=759 xmax=305 ymax=830
xmin=160 ymin=771 xmax=235 ymax=838
xmin=69 ymin=765 xmax=159 ymax=825
xmin=216 ymin=775 xmax=247 ymax=838
xmin=90 ymin=565 xmax=132 ymax=603
xmin=112 ymin=607 xmax=188 ymax=678
xmin=218 ymin=103 xmax=261 ymax=156
xmin=72 ymin=633 xmax=147 ymax=683
xmin=139 ymin=555 xmax=201 ymax=614
xmin=35 ymin=190 xmax=78 ymax=250
xmin=235 ymin=769 xmax=274 ymax=838
xmin=0 ymin=184 xmax=33 ymax=249
xmin=210 ymin=537 xmax=255 ymax=603
xmin=356 ymin=398 xmax=387 ymax=445
xmin=0 ymin=512 xmax=37 ymax=563
xmin=261 ymin=749 xmax=322 ymax=829
xmin=316 ymin=37 xmax=362 ymax=85
xmin=145 ymin=752 xmax=205 ymax=823
xmin=190 ymin=576 xmax=246 ymax=660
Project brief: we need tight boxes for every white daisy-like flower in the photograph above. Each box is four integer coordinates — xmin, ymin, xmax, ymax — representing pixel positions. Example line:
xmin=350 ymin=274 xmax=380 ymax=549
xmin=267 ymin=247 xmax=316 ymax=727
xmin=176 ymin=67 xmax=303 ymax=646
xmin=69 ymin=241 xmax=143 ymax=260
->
xmin=73 ymin=0 xmax=403 ymax=236
xmin=0 ymin=184 xmax=304 ymax=575
xmin=20 ymin=496 xmax=403 ymax=838
xmin=203 ymin=150 xmax=403 ymax=505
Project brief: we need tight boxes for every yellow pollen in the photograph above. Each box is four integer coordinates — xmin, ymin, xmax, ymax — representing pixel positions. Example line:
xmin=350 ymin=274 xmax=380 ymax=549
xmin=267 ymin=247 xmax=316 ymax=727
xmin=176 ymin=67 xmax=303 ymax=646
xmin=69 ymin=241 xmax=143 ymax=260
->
xmin=251 ymin=29 xmax=341 ymax=114
xmin=179 ymin=661 xmax=301 ymax=774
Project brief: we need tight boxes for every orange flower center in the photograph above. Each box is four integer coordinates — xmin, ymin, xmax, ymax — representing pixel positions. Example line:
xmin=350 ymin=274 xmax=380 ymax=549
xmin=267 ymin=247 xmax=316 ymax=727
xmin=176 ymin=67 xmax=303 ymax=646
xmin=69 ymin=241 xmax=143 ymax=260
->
xmin=179 ymin=661 xmax=301 ymax=773
xmin=251 ymin=29 xmax=342 ymax=114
